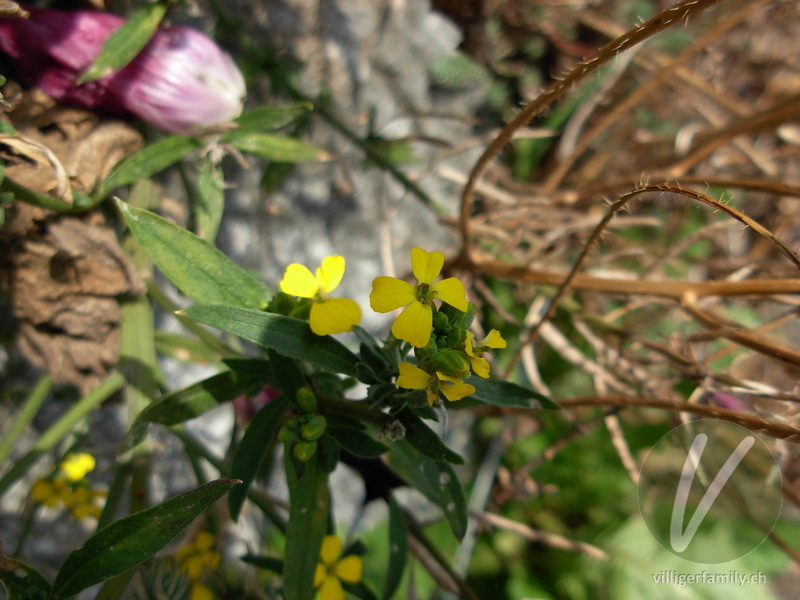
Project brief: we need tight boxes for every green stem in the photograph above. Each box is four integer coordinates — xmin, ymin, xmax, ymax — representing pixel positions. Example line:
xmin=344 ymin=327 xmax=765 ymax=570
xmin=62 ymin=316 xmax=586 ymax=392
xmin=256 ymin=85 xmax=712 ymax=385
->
xmin=0 ymin=374 xmax=51 ymax=465
xmin=0 ymin=372 xmax=126 ymax=498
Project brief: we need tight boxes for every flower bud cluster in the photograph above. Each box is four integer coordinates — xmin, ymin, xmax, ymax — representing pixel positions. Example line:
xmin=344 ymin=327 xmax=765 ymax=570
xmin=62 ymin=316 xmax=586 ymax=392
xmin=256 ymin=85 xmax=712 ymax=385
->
xmin=396 ymin=302 xmax=506 ymax=406
xmin=279 ymin=387 xmax=328 ymax=462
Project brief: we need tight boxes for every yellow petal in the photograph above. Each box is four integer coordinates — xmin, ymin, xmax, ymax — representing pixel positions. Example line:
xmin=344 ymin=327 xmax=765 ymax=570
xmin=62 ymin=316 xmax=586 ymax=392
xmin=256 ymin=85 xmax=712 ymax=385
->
xmin=310 ymin=298 xmax=361 ymax=335
xmin=396 ymin=361 xmax=432 ymax=390
xmin=410 ymin=247 xmax=444 ymax=284
xmin=335 ymin=555 xmax=363 ymax=583
xmin=60 ymin=453 xmax=95 ymax=482
xmin=194 ymin=531 xmax=216 ymax=551
xmin=316 ymin=255 xmax=346 ymax=295
xmin=391 ymin=301 xmax=432 ymax=348
xmin=369 ymin=277 xmax=416 ymax=312
xmin=31 ymin=479 xmax=56 ymax=504
xmin=440 ymin=379 xmax=476 ymax=402
xmin=314 ymin=563 xmax=326 ymax=588
xmin=319 ymin=535 xmax=343 ymax=566
xmin=318 ymin=576 xmax=344 ymax=600
xmin=426 ymin=388 xmax=438 ymax=406
xmin=468 ymin=355 xmax=491 ymax=378
xmin=464 ymin=331 xmax=477 ymax=358
xmin=189 ymin=582 xmax=216 ymax=600
xmin=431 ymin=278 xmax=468 ymax=312
xmin=481 ymin=329 xmax=507 ymax=349
xmin=280 ymin=263 xmax=320 ymax=298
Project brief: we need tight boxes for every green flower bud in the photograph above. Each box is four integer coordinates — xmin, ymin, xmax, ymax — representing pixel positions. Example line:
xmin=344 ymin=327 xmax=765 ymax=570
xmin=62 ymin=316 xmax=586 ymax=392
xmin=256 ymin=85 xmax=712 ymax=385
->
xmin=446 ymin=327 xmax=467 ymax=349
xmin=301 ymin=414 xmax=327 ymax=441
xmin=432 ymin=349 xmax=471 ymax=379
xmin=285 ymin=416 xmax=300 ymax=430
xmin=293 ymin=440 xmax=318 ymax=461
xmin=277 ymin=426 xmax=295 ymax=442
xmin=416 ymin=337 xmax=439 ymax=358
xmin=296 ymin=387 xmax=317 ymax=413
xmin=432 ymin=310 xmax=450 ymax=331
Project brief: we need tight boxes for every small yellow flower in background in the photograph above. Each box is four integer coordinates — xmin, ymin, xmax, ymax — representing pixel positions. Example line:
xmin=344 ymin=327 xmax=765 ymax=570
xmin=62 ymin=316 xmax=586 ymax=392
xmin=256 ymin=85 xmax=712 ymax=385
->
xmin=280 ymin=255 xmax=362 ymax=336
xmin=396 ymin=361 xmax=476 ymax=405
xmin=314 ymin=535 xmax=363 ymax=600
xmin=370 ymin=247 xmax=468 ymax=347
xmin=31 ymin=479 xmax=61 ymax=507
xmin=177 ymin=531 xmax=222 ymax=581
xmin=59 ymin=452 xmax=96 ymax=482
xmin=189 ymin=582 xmax=216 ymax=600
xmin=30 ymin=471 xmax=105 ymax=520
xmin=464 ymin=330 xmax=507 ymax=378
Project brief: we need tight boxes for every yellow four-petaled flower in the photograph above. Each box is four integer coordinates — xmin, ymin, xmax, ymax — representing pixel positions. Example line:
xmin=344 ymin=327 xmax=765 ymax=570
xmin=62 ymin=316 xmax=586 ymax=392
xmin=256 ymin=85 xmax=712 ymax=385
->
xmin=314 ymin=535 xmax=363 ymax=600
xmin=370 ymin=247 xmax=468 ymax=347
xmin=280 ymin=255 xmax=361 ymax=336
xmin=464 ymin=330 xmax=507 ymax=378
xmin=396 ymin=361 xmax=476 ymax=405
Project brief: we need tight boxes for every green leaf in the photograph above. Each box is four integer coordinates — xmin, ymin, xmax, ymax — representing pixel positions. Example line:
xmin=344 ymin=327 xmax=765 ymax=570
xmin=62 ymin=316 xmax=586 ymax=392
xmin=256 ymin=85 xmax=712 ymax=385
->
xmin=387 ymin=439 xmax=468 ymax=540
xmin=98 ymin=137 xmax=200 ymax=198
xmin=118 ymin=202 xmax=271 ymax=308
xmin=396 ymin=408 xmax=464 ymax=465
xmin=182 ymin=305 xmax=359 ymax=377
xmin=383 ymin=495 xmax=408 ymax=600
xmin=283 ymin=450 xmax=329 ymax=600
xmin=228 ymin=133 xmax=329 ymax=163
xmin=240 ymin=554 xmax=284 ymax=574
xmin=226 ymin=103 xmax=313 ymax=134
xmin=326 ymin=425 xmax=388 ymax=458
xmin=78 ymin=1 xmax=169 ymax=84
xmin=268 ymin=349 xmax=308 ymax=400
xmin=453 ymin=378 xmax=559 ymax=410
xmin=193 ymin=159 xmax=226 ymax=243
xmin=124 ymin=367 xmax=264 ymax=452
xmin=0 ymin=554 xmax=51 ymax=600
xmin=228 ymin=395 xmax=290 ymax=521
xmin=50 ymin=479 xmax=239 ymax=600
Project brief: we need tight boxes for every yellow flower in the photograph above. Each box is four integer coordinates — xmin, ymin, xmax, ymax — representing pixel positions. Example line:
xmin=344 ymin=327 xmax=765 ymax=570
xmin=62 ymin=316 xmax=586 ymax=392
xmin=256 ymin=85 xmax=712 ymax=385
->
xmin=464 ymin=330 xmax=507 ymax=378
xmin=314 ymin=535 xmax=363 ymax=600
xmin=177 ymin=531 xmax=222 ymax=580
xmin=31 ymin=479 xmax=61 ymax=507
xmin=370 ymin=247 xmax=468 ymax=347
xmin=59 ymin=453 xmax=96 ymax=482
xmin=280 ymin=255 xmax=361 ymax=336
xmin=189 ymin=582 xmax=216 ymax=600
xmin=396 ymin=361 xmax=476 ymax=405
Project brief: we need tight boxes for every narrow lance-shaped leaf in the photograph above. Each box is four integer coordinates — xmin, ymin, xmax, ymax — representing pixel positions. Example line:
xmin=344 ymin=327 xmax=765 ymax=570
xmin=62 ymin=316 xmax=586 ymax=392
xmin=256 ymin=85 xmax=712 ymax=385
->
xmin=283 ymin=451 xmax=329 ymax=600
xmin=78 ymin=0 xmax=169 ymax=84
xmin=225 ymin=103 xmax=313 ymax=134
xmin=383 ymin=495 xmax=408 ymax=600
xmin=387 ymin=440 xmax=468 ymax=540
xmin=453 ymin=378 xmax=560 ymax=410
xmin=182 ymin=305 xmax=359 ymax=377
xmin=229 ymin=395 xmax=290 ymax=521
xmin=118 ymin=202 xmax=271 ymax=308
xmin=228 ymin=133 xmax=330 ymax=163
xmin=50 ymin=479 xmax=240 ymax=600
xmin=396 ymin=408 xmax=464 ymax=465
xmin=0 ymin=554 xmax=51 ymax=599
xmin=98 ymin=136 xmax=200 ymax=198
xmin=123 ymin=367 xmax=264 ymax=452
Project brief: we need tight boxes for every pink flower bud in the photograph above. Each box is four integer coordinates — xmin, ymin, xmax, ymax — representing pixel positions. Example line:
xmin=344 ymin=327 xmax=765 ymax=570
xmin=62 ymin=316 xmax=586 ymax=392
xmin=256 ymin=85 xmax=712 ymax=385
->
xmin=0 ymin=5 xmax=246 ymax=134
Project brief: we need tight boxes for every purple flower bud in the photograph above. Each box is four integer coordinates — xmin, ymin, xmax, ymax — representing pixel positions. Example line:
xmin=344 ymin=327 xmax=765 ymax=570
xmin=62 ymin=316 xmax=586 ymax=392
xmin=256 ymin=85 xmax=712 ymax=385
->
xmin=0 ymin=5 xmax=246 ymax=134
